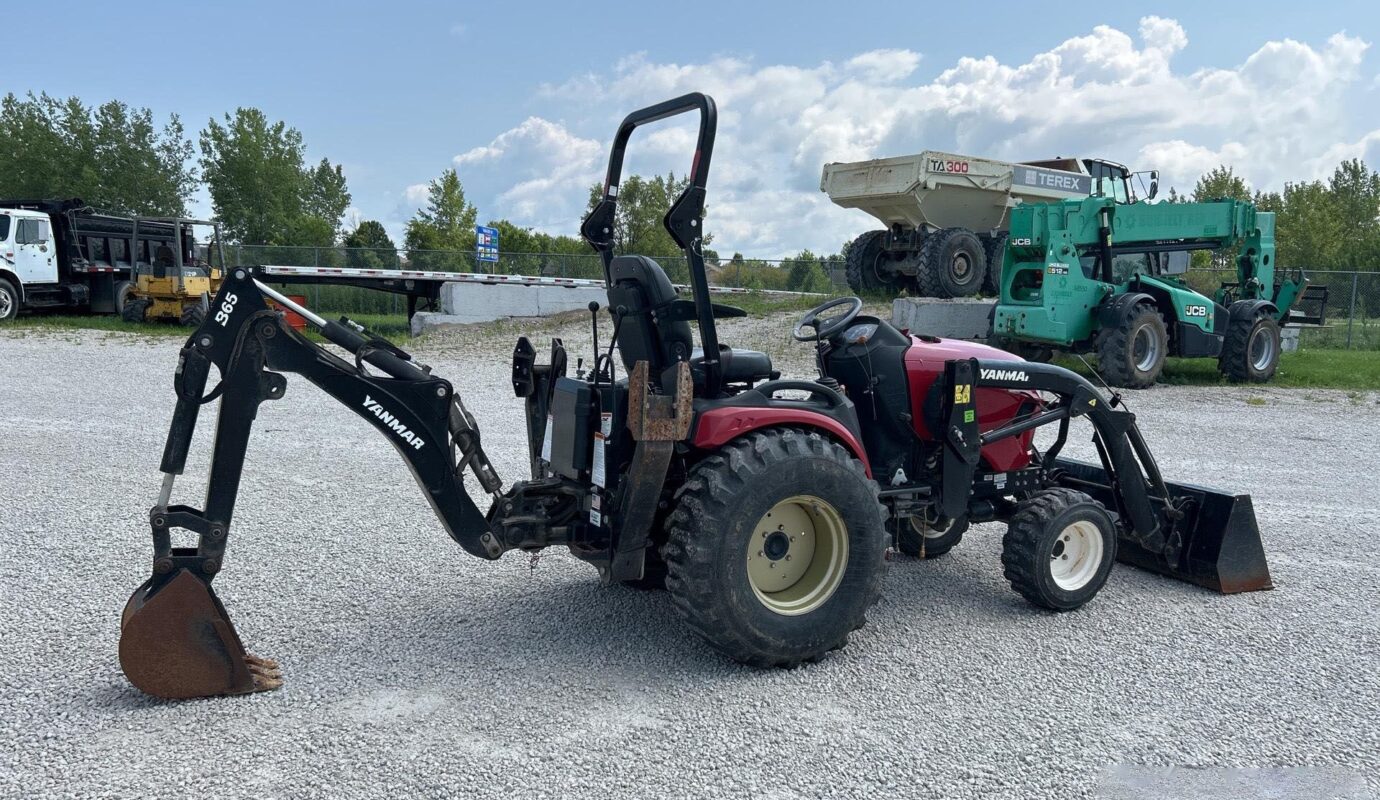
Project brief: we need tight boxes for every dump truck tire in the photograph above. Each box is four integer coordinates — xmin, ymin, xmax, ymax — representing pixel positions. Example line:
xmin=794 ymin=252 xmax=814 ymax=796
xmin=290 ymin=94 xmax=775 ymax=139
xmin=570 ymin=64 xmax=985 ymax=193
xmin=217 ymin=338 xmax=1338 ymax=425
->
xmin=982 ymin=233 xmax=1008 ymax=296
xmin=1001 ymin=488 xmax=1116 ymax=611
xmin=121 ymin=297 xmax=151 ymax=324
xmin=1096 ymin=303 xmax=1166 ymax=388
xmin=664 ymin=428 xmax=887 ymax=667
xmin=917 ymin=227 xmax=986 ymax=298
xmin=113 ymin=280 xmax=134 ymax=315
xmin=0 ymin=278 xmax=18 ymax=321
xmin=844 ymin=230 xmax=899 ymax=296
xmin=1219 ymin=306 xmax=1280 ymax=383
xmin=896 ymin=515 xmax=968 ymax=559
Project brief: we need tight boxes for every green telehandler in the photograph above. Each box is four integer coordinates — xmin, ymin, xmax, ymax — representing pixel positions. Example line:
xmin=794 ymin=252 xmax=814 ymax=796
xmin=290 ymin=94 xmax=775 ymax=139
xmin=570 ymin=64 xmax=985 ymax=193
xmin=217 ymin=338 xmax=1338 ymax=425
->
xmin=991 ymin=193 xmax=1311 ymax=388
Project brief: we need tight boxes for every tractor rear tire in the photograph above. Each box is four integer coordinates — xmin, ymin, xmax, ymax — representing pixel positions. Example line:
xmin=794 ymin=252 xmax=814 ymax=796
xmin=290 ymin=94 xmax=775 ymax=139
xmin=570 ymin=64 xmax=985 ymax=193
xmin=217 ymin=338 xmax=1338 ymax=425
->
xmin=180 ymin=297 xmax=209 ymax=327
xmin=1219 ymin=305 xmax=1281 ymax=383
xmin=1096 ymin=303 xmax=1167 ymax=388
xmin=1001 ymin=488 xmax=1116 ymax=611
xmin=844 ymin=230 xmax=901 ymax=297
xmin=121 ymin=297 xmax=151 ymax=324
xmin=896 ymin=515 xmax=968 ymax=559
xmin=982 ymin=233 xmax=1008 ymax=296
xmin=664 ymin=428 xmax=888 ymax=667
xmin=917 ymin=227 xmax=987 ymax=298
xmin=0 ymin=278 xmax=18 ymax=321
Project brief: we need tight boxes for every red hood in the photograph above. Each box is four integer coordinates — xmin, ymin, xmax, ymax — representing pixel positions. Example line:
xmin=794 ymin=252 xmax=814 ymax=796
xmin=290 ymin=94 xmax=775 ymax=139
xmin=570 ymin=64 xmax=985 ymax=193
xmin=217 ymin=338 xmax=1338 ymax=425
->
xmin=905 ymin=335 xmax=1025 ymax=365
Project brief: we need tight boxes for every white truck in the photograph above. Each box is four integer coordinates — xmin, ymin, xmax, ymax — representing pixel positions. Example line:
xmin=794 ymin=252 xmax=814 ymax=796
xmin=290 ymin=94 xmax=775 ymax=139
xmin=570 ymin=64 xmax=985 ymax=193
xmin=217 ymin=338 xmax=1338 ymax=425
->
xmin=0 ymin=198 xmax=183 ymax=320
xmin=821 ymin=153 xmax=1154 ymax=297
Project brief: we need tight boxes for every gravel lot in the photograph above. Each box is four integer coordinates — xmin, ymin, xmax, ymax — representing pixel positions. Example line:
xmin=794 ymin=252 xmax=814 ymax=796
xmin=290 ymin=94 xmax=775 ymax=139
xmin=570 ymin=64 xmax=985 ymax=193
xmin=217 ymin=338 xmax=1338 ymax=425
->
xmin=2 ymin=312 xmax=1378 ymax=799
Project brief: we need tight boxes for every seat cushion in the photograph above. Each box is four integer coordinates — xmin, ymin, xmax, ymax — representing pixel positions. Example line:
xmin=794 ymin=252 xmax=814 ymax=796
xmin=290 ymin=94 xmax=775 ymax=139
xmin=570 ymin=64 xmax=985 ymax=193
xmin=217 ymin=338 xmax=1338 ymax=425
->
xmin=691 ymin=347 xmax=774 ymax=385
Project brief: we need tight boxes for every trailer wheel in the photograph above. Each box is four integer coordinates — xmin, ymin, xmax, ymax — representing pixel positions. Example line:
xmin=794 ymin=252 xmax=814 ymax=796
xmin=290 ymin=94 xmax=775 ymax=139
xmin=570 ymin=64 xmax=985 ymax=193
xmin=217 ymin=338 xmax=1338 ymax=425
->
xmin=982 ymin=233 xmax=1008 ymax=296
xmin=917 ymin=227 xmax=986 ymax=298
xmin=1219 ymin=305 xmax=1280 ymax=383
xmin=896 ymin=513 xmax=968 ymax=559
xmin=1001 ymin=488 xmax=1116 ymax=611
xmin=1096 ymin=303 xmax=1166 ymax=388
xmin=664 ymin=428 xmax=887 ymax=667
xmin=844 ymin=230 xmax=900 ymax=296
xmin=121 ymin=297 xmax=151 ymax=324
xmin=0 ymin=278 xmax=18 ymax=321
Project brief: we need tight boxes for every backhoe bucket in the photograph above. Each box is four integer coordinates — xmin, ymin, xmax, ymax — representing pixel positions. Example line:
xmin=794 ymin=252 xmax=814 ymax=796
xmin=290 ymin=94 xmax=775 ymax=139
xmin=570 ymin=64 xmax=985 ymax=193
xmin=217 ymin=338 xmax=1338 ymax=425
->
xmin=119 ymin=568 xmax=281 ymax=699
xmin=1053 ymin=458 xmax=1273 ymax=594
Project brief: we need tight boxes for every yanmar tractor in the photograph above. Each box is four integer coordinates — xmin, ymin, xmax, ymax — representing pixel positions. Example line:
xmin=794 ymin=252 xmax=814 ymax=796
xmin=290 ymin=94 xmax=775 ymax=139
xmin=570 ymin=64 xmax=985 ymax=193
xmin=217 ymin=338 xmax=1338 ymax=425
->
xmin=119 ymin=95 xmax=1272 ymax=700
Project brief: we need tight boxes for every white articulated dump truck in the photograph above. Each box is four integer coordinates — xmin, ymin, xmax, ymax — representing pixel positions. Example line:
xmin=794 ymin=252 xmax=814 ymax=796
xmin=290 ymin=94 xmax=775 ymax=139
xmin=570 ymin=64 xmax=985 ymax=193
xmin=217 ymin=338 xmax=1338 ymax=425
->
xmin=822 ymin=153 xmax=1149 ymax=298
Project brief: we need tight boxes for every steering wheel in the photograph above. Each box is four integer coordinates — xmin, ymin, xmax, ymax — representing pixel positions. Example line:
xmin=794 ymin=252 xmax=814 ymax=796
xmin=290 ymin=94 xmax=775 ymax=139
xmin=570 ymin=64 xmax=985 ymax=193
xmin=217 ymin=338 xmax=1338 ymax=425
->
xmin=793 ymin=296 xmax=864 ymax=342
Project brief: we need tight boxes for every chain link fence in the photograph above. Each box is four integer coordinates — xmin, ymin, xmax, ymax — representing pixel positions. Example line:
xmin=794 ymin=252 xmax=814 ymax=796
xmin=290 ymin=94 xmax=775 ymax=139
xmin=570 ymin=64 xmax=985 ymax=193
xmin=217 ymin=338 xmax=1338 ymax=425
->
xmin=1185 ymin=268 xmax=1380 ymax=350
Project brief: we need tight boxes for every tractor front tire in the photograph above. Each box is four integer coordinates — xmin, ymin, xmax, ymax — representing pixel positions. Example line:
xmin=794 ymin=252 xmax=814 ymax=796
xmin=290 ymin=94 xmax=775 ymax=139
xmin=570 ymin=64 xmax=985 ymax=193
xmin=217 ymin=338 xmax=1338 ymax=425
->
xmin=917 ymin=227 xmax=987 ymax=298
xmin=844 ymin=230 xmax=901 ymax=297
xmin=1096 ymin=303 xmax=1167 ymax=388
xmin=982 ymin=232 xmax=1008 ymax=296
xmin=1219 ymin=305 xmax=1281 ymax=383
xmin=664 ymin=428 xmax=888 ymax=667
xmin=0 ymin=278 xmax=19 ymax=321
xmin=121 ymin=297 xmax=151 ymax=324
xmin=1001 ymin=488 xmax=1116 ymax=611
xmin=896 ymin=515 xmax=968 ymax=559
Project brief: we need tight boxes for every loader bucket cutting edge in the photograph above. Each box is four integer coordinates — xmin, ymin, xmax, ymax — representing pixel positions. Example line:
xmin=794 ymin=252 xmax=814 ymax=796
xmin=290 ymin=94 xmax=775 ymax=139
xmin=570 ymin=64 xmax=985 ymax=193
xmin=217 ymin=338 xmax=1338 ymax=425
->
xmin=119 ymin=569 xmax=282 ymax=699
xmin=1052 ymin=458 xmax=1273 ymax=594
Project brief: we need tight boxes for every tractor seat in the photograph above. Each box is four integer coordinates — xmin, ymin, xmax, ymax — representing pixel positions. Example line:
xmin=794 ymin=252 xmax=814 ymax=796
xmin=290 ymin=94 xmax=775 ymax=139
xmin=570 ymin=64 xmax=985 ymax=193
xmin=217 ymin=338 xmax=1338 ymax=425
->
xmin=691 ymin=346 xmax=775 ymax=385
xmin=607 ymin=254 xmax=773 ymax=389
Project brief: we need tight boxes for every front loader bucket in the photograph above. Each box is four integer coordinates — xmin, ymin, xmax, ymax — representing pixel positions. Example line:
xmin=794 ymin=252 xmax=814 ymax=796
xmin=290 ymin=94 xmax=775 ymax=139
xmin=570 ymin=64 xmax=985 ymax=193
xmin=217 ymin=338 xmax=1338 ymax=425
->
xmin=119 ymin=569 xmax=282 ymax=699
xmin=1053 ymin=458 xmax=1273 ymax=594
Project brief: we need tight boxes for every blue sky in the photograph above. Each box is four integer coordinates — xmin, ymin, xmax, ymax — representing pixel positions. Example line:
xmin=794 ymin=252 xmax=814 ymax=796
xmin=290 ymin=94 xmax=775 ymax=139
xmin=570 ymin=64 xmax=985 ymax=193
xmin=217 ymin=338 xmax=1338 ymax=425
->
xmin=16 ymin=0 xmax=1380 ymax=256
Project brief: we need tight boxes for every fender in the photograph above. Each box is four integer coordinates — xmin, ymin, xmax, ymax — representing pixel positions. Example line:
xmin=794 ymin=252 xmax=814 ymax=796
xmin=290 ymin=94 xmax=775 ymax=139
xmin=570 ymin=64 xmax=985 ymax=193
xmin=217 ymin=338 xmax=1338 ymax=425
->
xmin=1096 ymin=291 xmax=1155 ymax=327
xmin=1226 ymin=298 xmax=1277 ymax=324
xmin=691 ymin=406 xmax=872 ymax=478
xmin=0 ymin=268 xmax=23 ymax=303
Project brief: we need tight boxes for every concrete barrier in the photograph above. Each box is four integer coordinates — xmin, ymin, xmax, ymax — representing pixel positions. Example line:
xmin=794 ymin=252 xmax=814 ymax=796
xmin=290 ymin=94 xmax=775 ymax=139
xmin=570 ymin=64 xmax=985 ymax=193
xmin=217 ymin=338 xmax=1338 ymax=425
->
xmin=892 ymin=297 xmax=995 ymax=340
xmin=412 ymin=281 xmax=610 ymax=334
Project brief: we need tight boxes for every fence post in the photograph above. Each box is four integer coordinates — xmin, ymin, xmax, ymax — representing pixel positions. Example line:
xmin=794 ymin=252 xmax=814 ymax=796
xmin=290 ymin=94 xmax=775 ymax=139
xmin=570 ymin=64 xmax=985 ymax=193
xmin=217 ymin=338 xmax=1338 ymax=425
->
xmin=1345 ymin=272 xmax=1359 ymax=350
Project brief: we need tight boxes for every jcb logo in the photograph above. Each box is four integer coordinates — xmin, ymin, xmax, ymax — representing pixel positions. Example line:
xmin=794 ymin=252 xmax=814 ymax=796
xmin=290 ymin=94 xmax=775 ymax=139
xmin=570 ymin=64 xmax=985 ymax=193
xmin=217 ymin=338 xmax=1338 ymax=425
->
xmin=1010 ymin=238 xmax=1032 ymax=246
xmin=1184 ymin=305 xmax=1208 ymax=318
xmin=954 ymin=384 xmax=972 ymax=404
xmin=214 ymin=293 xmax=239 ymax=326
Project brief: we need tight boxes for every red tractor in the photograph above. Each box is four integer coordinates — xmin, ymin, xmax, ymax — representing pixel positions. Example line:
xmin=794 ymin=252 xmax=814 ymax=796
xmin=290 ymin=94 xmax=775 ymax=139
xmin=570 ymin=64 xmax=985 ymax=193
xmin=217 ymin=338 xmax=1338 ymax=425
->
xmin=119 ymin=94 xmax=1271 ymax=700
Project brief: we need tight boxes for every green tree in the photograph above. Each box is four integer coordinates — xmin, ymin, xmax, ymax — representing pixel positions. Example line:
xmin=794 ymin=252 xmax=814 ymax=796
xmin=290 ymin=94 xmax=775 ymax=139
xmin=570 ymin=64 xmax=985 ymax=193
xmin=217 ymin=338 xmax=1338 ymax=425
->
xmin=405 ymin=168 xmax=477 ymax=270
xmin=341 ymin=220 xmax=400 ymax=269
xmin=585 ymin=172 xmax=713 ymax=281
xmin=1326 ymin=159 xmax=1380 ymax=269
xmin=1192 ymin=165 xmax=1251 ymax=203
xmin=0 ymin=92 xmax=194 ymax=215
xmin=783 ymin=249 xmax=832 ymax=293
xmin=199 ymin=108 xmax=349 ymax=247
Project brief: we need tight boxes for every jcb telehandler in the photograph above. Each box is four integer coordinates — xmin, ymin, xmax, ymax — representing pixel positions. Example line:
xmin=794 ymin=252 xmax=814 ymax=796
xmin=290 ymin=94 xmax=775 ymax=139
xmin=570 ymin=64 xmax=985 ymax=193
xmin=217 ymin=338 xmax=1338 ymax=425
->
xmin=991 ymin=195 xmax=1311 ymax=387
xmin=119 ymin=94 xmax=1272 ymax=700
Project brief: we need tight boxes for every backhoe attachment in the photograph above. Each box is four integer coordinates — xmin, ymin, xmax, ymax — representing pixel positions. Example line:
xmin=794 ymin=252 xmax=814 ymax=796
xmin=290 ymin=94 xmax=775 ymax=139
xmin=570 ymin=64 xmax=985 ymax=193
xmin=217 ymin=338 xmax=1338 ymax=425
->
xmin=119 ymin=269 xmax=505 ymax=699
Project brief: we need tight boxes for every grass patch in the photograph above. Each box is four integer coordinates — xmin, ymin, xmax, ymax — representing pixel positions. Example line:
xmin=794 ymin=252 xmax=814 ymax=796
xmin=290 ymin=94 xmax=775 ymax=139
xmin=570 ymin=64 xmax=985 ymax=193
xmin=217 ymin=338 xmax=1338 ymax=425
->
xmin=1245 ymin=396 xmax=1268 ymax=406
xmin=1052 ymin=349 xmax=1380 ymax=390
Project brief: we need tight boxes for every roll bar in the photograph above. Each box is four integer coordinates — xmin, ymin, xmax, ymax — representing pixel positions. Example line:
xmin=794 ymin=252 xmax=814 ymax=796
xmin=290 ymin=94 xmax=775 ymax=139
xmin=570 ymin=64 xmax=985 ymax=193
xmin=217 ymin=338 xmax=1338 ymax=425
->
xmin=580 ymin=92 xmax=722 ymax=395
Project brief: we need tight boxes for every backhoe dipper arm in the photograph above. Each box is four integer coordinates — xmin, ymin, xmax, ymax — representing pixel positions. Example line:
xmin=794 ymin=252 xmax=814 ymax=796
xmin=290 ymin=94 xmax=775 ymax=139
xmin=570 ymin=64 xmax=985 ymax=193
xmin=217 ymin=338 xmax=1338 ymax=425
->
xmin=153 ymin=268 xmax=505 ymax=580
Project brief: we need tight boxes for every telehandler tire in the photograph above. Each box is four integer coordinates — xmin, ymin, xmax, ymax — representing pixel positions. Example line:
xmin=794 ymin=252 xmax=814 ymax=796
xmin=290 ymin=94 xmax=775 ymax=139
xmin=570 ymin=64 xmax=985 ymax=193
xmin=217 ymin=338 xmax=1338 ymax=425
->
xmin=1001 ymin=488 xmax=1116 ymax=611
xmin=1096 ymin=303 xmax=1167 ymax=388
xmin=917 ymin=227 xmax=986 ymax=298
xmin=1219 ymin=305 xmax=1280 ymax=383
xmin=664 ymin=428 xmax=887 ymax=667
xmin=121 ymin=297 xmax=151 ymax=324
xmin=896 ymin=514 xmax=968 ymax=559
xmin=982 ymin=232 xmax=1008 ymax=296
xmin=844 ymin=230 xmax=900 ymax=297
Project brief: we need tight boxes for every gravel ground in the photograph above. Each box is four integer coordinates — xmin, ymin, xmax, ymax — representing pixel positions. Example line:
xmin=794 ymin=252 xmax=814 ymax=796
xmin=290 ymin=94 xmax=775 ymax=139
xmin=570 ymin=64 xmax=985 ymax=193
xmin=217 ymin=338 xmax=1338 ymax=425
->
xmin=1 ymin=313 xmax=1378 ymax=799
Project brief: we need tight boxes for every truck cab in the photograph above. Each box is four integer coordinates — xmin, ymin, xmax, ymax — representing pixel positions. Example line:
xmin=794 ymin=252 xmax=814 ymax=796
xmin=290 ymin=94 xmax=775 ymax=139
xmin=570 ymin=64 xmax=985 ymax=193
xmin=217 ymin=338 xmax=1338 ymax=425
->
xmin=0 ymin=208 xmax=62 ymax=319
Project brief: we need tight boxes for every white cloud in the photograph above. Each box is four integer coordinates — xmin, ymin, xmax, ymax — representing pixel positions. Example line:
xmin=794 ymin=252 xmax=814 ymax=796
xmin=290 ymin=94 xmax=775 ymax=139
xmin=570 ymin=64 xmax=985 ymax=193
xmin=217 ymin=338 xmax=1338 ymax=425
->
xmin=421 ymin=19 xmax=1376 ymax=257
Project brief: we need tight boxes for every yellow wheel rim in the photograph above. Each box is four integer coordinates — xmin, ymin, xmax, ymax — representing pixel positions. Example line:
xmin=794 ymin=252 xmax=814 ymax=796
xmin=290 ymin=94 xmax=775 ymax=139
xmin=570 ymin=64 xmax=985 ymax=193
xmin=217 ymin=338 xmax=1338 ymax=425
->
xmin=745 ymin=495 xmax=849 ymax=616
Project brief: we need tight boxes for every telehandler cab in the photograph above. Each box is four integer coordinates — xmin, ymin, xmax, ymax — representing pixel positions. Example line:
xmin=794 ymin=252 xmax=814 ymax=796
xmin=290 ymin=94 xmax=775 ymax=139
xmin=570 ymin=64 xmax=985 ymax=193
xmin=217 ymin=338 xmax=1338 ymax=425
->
xmin=119 ymin=94 xmax=1272 ymax=700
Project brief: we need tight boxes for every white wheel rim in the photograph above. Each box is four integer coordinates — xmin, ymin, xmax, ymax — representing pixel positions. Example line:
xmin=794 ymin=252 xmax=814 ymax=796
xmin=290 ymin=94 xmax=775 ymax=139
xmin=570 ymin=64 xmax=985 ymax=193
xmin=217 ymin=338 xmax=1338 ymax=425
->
xmin=0 ymin=290 xmax=12 ymax=318
xmin=1049 ymin=520 xmax=1104 ymax=590
xmin=910 ymin=516 xmax=953 ymax=540
xmin=1132 ymin=326 xmax=1160 ymax=372
xmin=1249 ymin=326 xmax=1276 ymax=371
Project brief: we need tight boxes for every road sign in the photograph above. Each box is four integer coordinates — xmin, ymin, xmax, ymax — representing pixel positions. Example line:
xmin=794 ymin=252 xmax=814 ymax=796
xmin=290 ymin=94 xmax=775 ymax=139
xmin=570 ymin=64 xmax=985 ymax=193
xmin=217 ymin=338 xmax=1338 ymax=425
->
xmin=476 ymin=225 xmax=500 ymax=263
